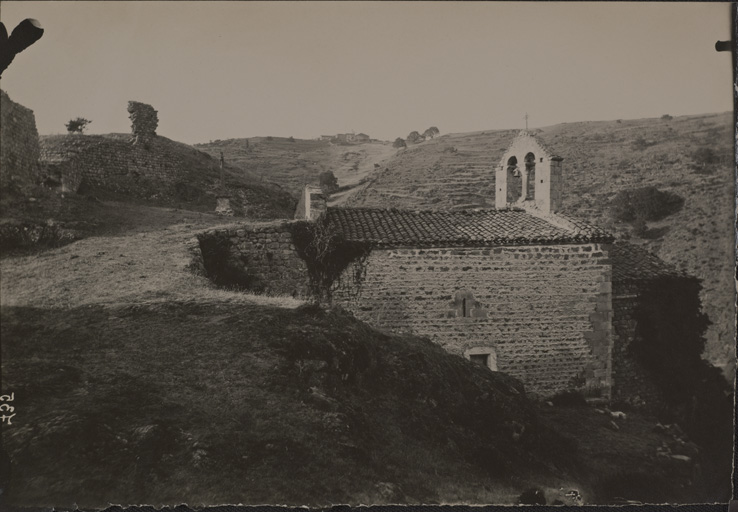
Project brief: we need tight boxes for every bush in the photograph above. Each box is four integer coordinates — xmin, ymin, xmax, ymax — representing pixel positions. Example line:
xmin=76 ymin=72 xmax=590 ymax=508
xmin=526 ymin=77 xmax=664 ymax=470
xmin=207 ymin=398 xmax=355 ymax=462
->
xmin=661 ymin=114 xmax=673 ymax=121
xmin=318 ymin=171 xmax=339 ymax=195
xmin=65 ymin=117 xmax=92 ymax=134
xmin=610 ymin=186 xmax=684 ymax=224
xmin=691 ymin=147 xmax=720 ymax=170
xmin=406 ymin=131 xmax=424 ymax=144
xmin=631 ymin=136 xmax=655 ymax=151
xmin=392 ymin=137 xmax=407 ymax=149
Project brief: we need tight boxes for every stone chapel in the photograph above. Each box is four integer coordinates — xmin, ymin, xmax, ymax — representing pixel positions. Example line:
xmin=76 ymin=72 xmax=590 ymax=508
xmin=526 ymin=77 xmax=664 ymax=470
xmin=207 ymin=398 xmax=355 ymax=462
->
xmin=200 ymin=131 xmax=695 ymax=403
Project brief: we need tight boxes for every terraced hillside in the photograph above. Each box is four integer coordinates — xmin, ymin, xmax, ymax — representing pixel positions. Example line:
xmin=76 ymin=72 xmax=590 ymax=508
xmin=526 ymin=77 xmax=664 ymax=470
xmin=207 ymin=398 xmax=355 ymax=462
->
xmin=346 ymin=113 xmax=734 ymax=373
xmin=195 ymin=137 xmax=395 ymax=197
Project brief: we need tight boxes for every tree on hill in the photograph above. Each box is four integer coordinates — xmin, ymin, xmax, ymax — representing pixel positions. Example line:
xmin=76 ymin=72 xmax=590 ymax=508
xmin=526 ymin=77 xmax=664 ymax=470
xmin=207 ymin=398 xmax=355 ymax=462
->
xmin=392 ymin=137 xmax=407 ymax=149
xmin=318 ymin=171 xmax=339 ymax=195
xmin=423 ymin=126 xmax=440 ymax=139
xmin=65 ymin=117 xmax=91 ymax=134
xmin=406 ymin=131 xmax=424 ymax=144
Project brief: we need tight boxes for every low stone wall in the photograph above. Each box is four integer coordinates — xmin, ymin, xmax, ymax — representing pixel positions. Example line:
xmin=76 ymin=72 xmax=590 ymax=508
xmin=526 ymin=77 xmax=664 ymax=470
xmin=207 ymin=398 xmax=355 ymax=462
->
xmin=196 ymin=222 xmax=310 ymax=297
xmin=333 ymin=243 xmax=614 ymax=398
xmin=1 ymin=90 xmax=40 ymax=193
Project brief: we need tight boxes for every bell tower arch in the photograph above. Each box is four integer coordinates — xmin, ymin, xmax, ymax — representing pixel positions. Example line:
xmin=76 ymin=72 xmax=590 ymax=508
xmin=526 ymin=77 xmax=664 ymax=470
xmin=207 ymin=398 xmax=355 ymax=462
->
xmin=495 ymin=131 xmax=563 ymax=214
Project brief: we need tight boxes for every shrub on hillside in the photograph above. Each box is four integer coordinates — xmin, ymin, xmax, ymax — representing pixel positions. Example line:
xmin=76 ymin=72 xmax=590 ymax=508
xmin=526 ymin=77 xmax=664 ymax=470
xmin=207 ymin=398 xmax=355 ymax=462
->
xmin=690 ymin=147 xmax=720 ymax=172
xmin=423 ymin=126 xmax=440 ymax=139
xmin=610 ymin=186 xmax=684 ymax=224
xmin=392 ymin=138 xmax=407 ymax=149
xmin=406 ymin=131 xmax=424 ymax=144
xmin=631 ymin=137 xmax=655 ymax=151
xmin=318 ymin=171 xmax=339 ymax=195
xmin=65 ymin=117 xmax=92 ymax=134
xmin=661 ymin=114 xmax=673 ymax=121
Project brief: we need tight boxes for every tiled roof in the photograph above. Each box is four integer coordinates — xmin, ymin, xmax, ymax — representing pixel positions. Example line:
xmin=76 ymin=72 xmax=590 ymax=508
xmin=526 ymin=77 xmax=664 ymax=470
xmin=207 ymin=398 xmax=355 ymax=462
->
xmin=325 ymin=207 xmax=613 ymax=247
xmin=610 ymin=242 xmax=687 ymax=282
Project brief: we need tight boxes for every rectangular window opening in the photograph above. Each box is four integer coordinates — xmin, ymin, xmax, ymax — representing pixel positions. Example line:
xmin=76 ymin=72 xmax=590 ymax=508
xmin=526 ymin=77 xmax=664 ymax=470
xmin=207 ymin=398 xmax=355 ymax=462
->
xmin=470 ymin=354 xmax=489 ymax=367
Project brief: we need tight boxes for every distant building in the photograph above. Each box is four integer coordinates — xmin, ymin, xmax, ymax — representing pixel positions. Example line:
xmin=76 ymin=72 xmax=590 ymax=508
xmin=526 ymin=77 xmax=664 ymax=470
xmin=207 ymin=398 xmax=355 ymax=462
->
xmin=354 ymin=133 xmax=370 ymax=142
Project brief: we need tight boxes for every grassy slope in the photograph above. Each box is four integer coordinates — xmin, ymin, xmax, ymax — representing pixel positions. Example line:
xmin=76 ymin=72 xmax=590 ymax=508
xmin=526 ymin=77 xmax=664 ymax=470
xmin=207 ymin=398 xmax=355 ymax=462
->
xmin=346 ymin=113 xmax=735 ymax=371
xmin=1 ymin=205 xmax=723 ymax=507
xmin=194 ymin=137 xmax=396 ymax=199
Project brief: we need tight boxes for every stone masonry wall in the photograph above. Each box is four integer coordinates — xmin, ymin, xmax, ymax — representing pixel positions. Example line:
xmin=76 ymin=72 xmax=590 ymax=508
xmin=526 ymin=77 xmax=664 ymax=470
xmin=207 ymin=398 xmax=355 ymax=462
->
xmin=128 ymin=101 xmax=158 ymax=144
xmin=197 ymin=222 xmax=310 ymax=297
xmin=333 ymin=243 xmax=613 ymax=398
xmin=1 ymin=90 xmax=40 ymax=193
xmin=40 ymin=135 xmax=191 ymax=194
xmin=611 ymin=281 xmax=665 ymax=407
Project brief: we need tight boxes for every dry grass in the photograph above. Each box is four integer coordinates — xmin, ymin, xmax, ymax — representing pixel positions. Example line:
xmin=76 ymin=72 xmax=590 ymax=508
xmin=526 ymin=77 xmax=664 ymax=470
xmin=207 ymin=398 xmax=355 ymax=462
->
xmin=0 ymin=203 xmax=303 ymax=310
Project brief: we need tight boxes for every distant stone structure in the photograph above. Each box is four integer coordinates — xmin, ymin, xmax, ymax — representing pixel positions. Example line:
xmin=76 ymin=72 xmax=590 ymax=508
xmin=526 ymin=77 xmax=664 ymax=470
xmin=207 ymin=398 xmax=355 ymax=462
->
xmin=127 ymin=101 xmax=158 ymax=145
xmin=0 ymin=89 xmax=41 ymax=193
xmin=293 ymin=185 xmax=327 ymax=221
xmin=39 ymin=102 xmax=187 ymax=194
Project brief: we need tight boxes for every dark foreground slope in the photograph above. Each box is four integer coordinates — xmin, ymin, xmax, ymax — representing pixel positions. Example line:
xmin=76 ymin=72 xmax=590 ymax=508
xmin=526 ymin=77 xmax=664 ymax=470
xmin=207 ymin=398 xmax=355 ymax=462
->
xmin=347 ymin=113 xmax=734 ymax=373
xmin=2 ymin=301 xmax=725 ymax=507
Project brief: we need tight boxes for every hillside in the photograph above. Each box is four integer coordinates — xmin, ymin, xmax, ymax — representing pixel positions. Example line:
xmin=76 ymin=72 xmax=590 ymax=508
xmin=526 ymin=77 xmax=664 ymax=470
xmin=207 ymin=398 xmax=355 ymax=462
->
xmin=344 ymin=113 xmax=734 ymax=373
xmin=194 ymin=137 xmax=396 ymax=198
xmin=36 ymin=133 xmax=297 ymax=220
xmin=1 ymin=211 xmax=727 ymax=506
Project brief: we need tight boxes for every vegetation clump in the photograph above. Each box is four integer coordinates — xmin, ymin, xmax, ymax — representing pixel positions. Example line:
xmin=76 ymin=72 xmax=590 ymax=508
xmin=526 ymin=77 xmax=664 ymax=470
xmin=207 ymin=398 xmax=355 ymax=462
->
xmin=289 ymin=218 xmax=371 ymax=303
xmin=631 ymin=275 xmax=732 ymax=494
xmin=392 ymin=137 xmax=407 ymax=149
xmin=65 ymin=117 xmax=91 ymax=134
xmin=318 ymin=171 xmax=339 ymax=195
xmin=610 ymin=186 xmax=684 ymax=224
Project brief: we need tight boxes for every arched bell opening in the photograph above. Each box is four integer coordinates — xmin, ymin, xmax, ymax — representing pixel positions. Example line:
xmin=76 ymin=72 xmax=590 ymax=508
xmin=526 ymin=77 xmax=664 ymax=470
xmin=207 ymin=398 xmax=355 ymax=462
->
xmin=506 ymin=156 xmax=522 ymax=204
xmin=524 ymin=152 xmax=536 ymax=200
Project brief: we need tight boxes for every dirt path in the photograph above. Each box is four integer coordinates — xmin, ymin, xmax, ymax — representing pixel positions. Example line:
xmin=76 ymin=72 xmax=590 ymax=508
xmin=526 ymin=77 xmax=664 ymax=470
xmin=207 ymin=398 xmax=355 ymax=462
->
xmin=328 ymin=142 xmax=397 ymax=206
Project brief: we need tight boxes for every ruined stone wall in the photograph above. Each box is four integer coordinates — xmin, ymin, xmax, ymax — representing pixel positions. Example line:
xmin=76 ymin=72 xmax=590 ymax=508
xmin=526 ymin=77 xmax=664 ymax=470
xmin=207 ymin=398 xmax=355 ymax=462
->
xmin=1 ymin=90 xmax=40 ymax=193
xmin=197 ymin=222 xmax=310 ymax=297
xmin=128 ymin=101 xmax=158 ymax=144
xmin=611 ymin=281 xmax=665 ymax=407
xmin=40 ymin=135 xmax=191 ymax=194
xmin=333 ymin=243 xmax=613 ymax=398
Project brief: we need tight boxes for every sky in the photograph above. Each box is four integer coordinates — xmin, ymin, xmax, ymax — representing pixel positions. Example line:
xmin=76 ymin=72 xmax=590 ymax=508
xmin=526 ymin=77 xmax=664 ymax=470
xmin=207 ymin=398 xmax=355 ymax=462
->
xmin=0 ymin=1 xmax=732 ymax=144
